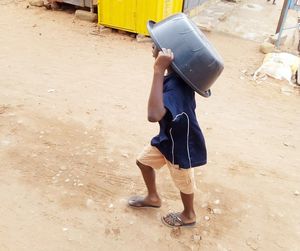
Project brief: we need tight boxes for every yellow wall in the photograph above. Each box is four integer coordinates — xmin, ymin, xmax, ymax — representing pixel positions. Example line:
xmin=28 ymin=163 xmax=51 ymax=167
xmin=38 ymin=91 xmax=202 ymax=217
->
xmin=136 ymin=0 xmax=183 ymax=35
xmin=98 ymin=0 xmax=183 ymax=35
xmin=99 ymin=0 xmax=137 ymax=32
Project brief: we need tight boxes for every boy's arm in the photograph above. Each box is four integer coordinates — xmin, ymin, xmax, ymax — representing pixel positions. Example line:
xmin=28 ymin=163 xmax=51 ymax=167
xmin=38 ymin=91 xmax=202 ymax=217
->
xmin=148 ymin=48 xmax=174 ymax=122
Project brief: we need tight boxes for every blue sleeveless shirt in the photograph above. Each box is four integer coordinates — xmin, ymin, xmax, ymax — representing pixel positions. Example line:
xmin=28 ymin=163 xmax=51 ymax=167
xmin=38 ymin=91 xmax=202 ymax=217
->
xmin=151 ymin=73 xmax=207 ymax=169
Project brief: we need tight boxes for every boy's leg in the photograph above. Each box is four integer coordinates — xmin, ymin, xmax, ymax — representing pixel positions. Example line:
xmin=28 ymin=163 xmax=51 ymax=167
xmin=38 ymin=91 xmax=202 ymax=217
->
xmin=128 ymin=146 xmax=165 ymax=208
xmin=179 ymin=191 xmax=196 ymax=222
xmin=128 ymin=161 xmax=161 ymax=207
xmin=162 ymin=164 xmax=196 ymax=226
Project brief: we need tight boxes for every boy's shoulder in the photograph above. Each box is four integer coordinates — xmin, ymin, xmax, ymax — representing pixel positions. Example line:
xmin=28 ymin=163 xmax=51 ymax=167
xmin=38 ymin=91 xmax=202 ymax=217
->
xmin=164 ymin=72 xmax=194 ymax=96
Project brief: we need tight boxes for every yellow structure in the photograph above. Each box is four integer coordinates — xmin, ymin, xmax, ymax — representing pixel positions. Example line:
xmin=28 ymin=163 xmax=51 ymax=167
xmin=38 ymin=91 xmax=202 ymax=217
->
xmin=98 ymin=0 xmax=184 ymax=35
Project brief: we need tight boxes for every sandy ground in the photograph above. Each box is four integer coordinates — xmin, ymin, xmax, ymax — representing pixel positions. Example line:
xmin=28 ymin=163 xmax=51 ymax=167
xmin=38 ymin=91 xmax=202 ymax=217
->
xmin=0 ymin=1 xmax=300 ymax=250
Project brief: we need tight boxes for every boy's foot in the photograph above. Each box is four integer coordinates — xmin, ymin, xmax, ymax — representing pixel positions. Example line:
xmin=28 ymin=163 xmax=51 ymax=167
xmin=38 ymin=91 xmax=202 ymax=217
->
xmin=161 ymin=212 xmax=196 ymax=228
xmin=128 ymin=195 xmax=161 ymax=208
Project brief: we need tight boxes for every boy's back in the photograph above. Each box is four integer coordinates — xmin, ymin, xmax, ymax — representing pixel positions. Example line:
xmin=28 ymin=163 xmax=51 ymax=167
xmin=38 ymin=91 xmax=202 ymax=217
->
xmin=151 ymin=72 xmax=207 ymax=169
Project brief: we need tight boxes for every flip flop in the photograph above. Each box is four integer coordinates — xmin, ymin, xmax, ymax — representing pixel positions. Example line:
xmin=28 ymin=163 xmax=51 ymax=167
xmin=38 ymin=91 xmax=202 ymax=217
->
xmin=128 ymin=196 xmax=161 ymax=208
xmin=161 ymin=212 xmax=196 ymax=228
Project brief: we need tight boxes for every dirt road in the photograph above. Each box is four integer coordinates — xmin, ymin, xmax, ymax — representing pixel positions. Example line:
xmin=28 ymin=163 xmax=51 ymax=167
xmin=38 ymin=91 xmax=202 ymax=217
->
xmin=0 ymin=1 xmax=299 ymax=250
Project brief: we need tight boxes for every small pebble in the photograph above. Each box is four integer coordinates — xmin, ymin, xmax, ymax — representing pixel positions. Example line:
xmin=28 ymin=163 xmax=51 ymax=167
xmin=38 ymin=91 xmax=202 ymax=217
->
xmin=246 ymin=237 xmax=259 ymax=250
xmin=214 ymin=199 xmax=220 ymax=205
xmin=65 ymin=178 xmax=70 ymax=182
xmin=122 ymin=153 xmax=129 ymax=158
xmin=193 ymin=234 xmax=201 ymax=241
xmin=86 ymin=198 xmax=95 ymax=208
xmin=213 ymin=208 xmax=222 ymax=214
xmin=60 ymin=166 xmax=67 ymax=171
xmin=294 ymin=190 xmax=299 ymax=196
xmin=204 ymin=216 xmax=210 ymax=221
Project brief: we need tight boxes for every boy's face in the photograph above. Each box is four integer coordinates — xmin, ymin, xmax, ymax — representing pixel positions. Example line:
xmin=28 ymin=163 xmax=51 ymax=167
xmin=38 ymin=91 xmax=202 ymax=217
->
xmin=152 ymin=43 xmax=159 ymax=59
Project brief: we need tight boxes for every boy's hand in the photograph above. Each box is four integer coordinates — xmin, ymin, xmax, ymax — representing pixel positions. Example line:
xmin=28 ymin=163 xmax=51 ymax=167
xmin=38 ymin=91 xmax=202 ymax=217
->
xmin=154 ymin=48 xmax=174 ymax=74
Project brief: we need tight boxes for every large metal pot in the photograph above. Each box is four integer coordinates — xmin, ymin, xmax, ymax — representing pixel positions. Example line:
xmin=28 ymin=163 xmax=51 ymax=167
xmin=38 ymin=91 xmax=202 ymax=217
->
xmin=147 ymin=13 xmax=224 ymax=97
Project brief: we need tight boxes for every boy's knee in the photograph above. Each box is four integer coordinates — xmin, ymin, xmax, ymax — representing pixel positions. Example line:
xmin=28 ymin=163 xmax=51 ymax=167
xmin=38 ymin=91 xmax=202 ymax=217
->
xmin=136 ymin=160 xmax=153 ymax=171
xmin=136 ymin=160 xmax=145 ymax=169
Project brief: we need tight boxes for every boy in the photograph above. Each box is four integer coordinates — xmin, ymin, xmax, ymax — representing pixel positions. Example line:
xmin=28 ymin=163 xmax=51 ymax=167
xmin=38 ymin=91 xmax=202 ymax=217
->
xmin=128 ymin=44 xmax=207 ymax=228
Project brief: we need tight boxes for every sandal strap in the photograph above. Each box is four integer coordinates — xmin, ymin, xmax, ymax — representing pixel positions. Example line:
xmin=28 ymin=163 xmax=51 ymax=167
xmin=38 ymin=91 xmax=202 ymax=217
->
xmin=165 ymin=213 xmax=183 ymax=226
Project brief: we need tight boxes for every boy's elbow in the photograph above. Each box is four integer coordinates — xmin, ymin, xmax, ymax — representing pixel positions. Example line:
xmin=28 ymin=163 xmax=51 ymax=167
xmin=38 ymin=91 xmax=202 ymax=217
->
xmin=147 ymin=113 xmax=161 ymax=122
xmin=148 ymin=107 xmax=166 ymax=122
xmin=148 ymin=115 xmax=159 ymax=122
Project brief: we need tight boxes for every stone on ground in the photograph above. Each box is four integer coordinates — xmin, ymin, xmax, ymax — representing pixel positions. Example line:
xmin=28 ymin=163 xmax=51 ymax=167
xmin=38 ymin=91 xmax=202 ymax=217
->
xmin=29 ymin=0 xmax=44 ymax=7
xmin=75 ymin=10 xmax=97 ymax=23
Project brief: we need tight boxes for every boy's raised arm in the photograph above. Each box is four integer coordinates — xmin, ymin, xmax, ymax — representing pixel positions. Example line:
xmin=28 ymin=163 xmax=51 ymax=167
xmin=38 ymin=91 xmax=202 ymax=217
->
xmin=147 ymin=48 xmax=174 ymax=122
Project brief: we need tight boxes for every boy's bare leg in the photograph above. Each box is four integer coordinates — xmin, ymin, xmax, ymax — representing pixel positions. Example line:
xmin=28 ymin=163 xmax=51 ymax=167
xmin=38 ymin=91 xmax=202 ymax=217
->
xmin=128 ymin=161 xmax=161 ymax=207
xmin=179 ymin=192 xmax=196 ymax=223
